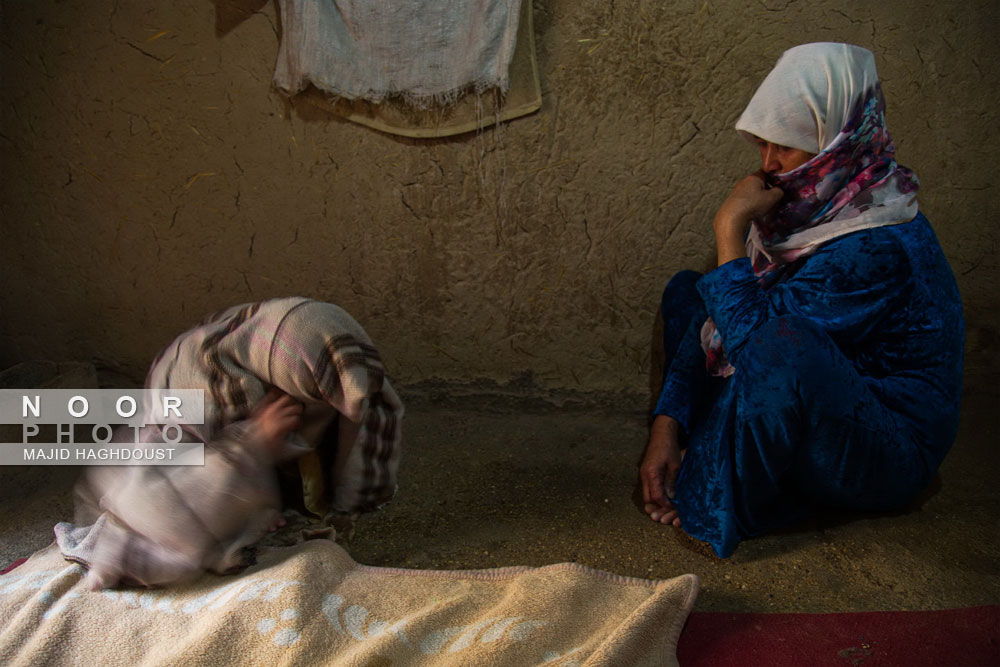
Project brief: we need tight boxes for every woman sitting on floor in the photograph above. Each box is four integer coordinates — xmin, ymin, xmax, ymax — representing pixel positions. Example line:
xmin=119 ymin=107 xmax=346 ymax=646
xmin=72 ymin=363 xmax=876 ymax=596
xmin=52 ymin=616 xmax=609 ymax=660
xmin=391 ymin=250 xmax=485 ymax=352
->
xmin=639 ymin=42 xmax=964 ymax=558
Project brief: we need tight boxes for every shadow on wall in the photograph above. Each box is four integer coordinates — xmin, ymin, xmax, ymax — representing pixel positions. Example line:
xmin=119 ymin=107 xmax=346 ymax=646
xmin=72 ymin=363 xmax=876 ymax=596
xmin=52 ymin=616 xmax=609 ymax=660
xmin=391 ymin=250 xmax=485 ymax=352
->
xmin=210 ymin=0 xmax=272 ymax=38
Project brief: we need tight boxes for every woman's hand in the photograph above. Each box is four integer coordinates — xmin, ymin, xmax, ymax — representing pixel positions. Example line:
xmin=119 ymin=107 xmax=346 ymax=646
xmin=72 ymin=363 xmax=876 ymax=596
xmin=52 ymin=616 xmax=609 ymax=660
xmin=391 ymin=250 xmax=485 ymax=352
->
xmin=640 ymin=415 xmax=684 ymax=526
xmin=249 ymin=390 xmax=304 ymax=450
xmin=713 ymin=170 xmax=784 ymax=265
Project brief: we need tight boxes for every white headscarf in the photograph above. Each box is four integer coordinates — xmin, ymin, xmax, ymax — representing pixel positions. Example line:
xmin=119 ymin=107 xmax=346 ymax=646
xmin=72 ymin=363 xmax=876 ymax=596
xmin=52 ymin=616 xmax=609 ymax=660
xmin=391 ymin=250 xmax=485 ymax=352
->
xmin=735 ymin=42 xmax=879 ymax=154
xmin=735 ymin=42 xmax=919 ymax=268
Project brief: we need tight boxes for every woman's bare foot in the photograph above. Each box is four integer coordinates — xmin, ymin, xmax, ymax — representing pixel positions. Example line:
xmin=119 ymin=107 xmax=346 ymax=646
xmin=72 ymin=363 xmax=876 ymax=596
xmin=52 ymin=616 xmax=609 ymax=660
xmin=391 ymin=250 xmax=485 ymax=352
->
xmin=644 ymin=502 xmax=682 ymax=528
xmin=264 ymin=510 xmax=287 ymax=533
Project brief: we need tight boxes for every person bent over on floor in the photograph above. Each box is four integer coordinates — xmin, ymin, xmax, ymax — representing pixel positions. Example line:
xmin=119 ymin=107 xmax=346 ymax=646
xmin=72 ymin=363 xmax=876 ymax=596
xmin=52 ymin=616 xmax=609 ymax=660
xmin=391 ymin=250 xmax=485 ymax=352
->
xmin=59 ymin=297 xmax=404 ymax=588
xmin=639 ymin=43 xmax=964 ymax=558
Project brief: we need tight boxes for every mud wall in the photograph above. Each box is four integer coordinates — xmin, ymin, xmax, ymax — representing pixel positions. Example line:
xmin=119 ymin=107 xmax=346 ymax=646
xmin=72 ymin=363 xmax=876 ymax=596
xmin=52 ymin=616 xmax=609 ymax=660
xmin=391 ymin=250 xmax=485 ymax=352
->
xmin=2 ymin=1 xmax=997 ymax=398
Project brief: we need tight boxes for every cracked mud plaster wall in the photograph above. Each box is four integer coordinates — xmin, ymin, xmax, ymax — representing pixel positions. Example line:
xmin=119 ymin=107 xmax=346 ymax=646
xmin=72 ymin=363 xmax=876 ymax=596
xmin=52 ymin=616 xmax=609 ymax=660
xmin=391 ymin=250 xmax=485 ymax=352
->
xmin=1 ymin=1 xmax=997 ymax=398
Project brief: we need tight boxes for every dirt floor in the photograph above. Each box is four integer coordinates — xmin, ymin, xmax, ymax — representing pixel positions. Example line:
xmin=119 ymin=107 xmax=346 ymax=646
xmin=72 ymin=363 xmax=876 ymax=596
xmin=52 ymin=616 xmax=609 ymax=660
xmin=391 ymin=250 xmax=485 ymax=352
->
xmin=1 ymin=383 xmax=997 ymax=614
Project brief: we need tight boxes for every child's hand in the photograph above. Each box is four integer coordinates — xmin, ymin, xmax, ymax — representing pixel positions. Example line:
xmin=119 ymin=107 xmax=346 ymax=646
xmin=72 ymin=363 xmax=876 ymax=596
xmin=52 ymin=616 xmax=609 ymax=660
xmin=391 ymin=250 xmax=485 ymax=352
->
xmin=249 ymin=390 xmax=304 ymax=449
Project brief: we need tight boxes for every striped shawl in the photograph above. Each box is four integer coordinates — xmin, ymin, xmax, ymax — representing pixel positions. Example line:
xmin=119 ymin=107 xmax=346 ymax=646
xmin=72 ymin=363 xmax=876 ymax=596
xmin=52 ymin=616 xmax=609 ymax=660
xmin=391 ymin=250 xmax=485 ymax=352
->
xmin=145 ymin=297 xmax=403 ymax=515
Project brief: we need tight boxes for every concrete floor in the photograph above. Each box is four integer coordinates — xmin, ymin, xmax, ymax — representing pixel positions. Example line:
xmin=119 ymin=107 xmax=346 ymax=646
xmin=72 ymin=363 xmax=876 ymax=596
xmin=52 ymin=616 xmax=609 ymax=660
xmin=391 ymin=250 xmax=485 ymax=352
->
xmin=1 ymin=386 xmax=998 ymax=613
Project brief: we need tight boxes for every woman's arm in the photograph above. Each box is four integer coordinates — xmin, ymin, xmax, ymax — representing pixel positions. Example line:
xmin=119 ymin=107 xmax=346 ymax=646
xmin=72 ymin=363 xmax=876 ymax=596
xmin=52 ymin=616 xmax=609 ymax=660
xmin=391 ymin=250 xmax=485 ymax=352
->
xmin=701 ymin=227 xmax=911 ymax=365
xmin=640 ymin=414 xmax=683 ymax=526
xmin=653 ymin=313 xmax=707 ymax=430
xmin=702 ymin=169 xmax=912 ymax=364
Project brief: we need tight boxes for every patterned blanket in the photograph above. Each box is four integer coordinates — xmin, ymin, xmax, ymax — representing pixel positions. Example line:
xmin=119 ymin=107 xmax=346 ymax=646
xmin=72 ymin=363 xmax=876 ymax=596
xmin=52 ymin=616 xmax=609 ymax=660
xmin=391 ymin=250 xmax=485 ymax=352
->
xmin=0 ymin=541 xmax=698 ymax=666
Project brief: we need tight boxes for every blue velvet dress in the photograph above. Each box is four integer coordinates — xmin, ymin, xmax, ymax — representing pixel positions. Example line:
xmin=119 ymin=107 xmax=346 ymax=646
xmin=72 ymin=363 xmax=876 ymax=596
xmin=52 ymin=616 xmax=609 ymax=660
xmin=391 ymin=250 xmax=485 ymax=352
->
xmin=654 ymin=213 xmax=964 ymax=557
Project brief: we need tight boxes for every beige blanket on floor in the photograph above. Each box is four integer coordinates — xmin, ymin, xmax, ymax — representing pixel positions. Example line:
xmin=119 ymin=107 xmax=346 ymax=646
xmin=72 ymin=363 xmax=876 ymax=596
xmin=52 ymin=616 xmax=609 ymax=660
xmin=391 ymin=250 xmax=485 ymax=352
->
xmin=1 ymin=541 xmax=698 ymax=666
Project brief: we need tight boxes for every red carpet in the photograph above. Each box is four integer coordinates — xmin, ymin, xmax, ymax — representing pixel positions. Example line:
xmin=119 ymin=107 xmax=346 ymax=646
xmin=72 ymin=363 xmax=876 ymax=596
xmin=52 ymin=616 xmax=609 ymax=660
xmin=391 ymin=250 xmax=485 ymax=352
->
xmin=3 ymin=557 xmax=996 ymax=664
xmin=1 ymin=558 xmax=26 ymax=576
xmin=678 ymin=607 xmax=999 ymax=666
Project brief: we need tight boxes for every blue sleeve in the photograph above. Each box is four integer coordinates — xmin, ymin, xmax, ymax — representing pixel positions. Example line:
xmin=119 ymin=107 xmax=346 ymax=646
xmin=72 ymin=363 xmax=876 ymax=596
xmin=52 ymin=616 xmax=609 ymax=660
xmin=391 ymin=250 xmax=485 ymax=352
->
xmin=695 ymin=230 xmax=911 ymax=366
xmin=652 ymin=316 xmax=704 ymax=432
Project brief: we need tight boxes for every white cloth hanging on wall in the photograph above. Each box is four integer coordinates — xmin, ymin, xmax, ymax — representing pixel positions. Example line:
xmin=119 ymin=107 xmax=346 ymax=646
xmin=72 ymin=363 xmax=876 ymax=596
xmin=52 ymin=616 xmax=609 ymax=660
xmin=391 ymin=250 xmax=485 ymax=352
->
xmin=274 ymin=0 xmax=524 ymax=106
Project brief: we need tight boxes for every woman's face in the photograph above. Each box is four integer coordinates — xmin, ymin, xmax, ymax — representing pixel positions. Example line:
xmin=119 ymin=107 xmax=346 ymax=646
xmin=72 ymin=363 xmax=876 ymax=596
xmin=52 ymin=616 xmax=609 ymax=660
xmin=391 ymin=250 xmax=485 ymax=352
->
xmin=754 ymin=137 xmax=816 ymax=174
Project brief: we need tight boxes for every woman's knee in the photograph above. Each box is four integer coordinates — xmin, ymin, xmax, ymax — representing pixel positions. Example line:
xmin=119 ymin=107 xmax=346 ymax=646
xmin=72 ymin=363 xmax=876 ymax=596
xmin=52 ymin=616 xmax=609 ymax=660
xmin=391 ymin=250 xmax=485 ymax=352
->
xmin=735 ymin=316 xmax=858 ymax=415
xmin=742 ymin=316 xmax=835 ymax=377
xmin=660 ymin=270 xmax=703 ymax=318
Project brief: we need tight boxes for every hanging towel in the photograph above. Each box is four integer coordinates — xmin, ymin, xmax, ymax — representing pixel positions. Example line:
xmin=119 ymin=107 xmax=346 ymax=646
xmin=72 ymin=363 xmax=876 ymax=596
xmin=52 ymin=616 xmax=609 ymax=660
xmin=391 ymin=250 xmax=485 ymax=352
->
xmin=274 ymin=0 xmax=524 ymax=108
